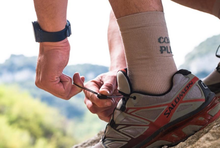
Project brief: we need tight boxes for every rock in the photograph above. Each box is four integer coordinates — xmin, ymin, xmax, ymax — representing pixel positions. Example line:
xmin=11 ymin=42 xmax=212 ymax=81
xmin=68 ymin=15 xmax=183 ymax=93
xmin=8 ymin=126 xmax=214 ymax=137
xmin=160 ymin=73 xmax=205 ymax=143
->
xmin=72 ymin=116 xmax=220 ymax=148
xmin=171 ymin=116 xmax=220 ymax=148
xmin=72 ymin=131 xmax=103 ymax=148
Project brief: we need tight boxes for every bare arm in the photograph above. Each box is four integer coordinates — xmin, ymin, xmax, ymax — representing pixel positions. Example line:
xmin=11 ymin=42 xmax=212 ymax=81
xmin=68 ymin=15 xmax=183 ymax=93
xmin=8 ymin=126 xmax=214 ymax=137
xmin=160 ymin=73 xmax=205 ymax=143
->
xmin=33 ymin=0 xmax=84 ymax=99
xmin=33 ymin=0 xmax=67 ymax=31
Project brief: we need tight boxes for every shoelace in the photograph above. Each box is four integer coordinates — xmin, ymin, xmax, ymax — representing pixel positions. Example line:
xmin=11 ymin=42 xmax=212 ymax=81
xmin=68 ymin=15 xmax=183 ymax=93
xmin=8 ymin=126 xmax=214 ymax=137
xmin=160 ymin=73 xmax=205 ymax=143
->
xmin=73 ymin=83 xmax=124 ymax=99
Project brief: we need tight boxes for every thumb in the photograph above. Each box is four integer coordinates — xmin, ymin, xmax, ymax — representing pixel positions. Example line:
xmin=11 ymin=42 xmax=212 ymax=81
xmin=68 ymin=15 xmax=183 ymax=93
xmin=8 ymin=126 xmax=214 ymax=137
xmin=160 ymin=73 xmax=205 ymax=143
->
xmin=99 ymin=81 xmax=116 ymax=95
xmin=80 ymin=76 xmax=85 ymax=83
xmin=66 ymin=73 xmax=85 ymax=99
xmin=73 ymin=73 xmax=84 ymax=87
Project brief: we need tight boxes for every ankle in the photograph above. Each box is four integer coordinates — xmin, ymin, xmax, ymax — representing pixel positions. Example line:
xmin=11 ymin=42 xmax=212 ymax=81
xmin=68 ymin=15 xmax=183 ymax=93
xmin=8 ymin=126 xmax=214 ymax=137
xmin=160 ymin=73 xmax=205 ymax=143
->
xmin=129 ymin=61 xmax=177 ymax=94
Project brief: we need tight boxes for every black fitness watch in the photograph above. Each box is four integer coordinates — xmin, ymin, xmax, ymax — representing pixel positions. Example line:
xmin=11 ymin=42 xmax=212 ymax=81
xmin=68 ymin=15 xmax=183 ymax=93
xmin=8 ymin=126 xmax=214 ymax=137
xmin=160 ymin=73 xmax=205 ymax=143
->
xmin=32 ymin=20 xmax=71 ymax=42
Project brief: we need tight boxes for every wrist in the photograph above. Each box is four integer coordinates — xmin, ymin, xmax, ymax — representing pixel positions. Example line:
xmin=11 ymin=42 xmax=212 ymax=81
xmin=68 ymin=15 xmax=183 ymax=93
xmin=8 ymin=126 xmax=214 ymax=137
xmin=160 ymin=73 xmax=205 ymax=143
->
xmin=40 ymin=38 xmax=70 ymax=52
xmin=40 ymin=38 xmax=69 ymax=46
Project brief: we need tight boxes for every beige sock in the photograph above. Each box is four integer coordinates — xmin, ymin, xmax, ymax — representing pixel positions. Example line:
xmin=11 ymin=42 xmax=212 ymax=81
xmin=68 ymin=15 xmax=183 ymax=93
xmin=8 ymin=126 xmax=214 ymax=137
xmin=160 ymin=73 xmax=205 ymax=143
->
xmin=213 ymin=0 xmax=220 ymax=19
xmin=117 ymin=11 xmax=177 ymax=94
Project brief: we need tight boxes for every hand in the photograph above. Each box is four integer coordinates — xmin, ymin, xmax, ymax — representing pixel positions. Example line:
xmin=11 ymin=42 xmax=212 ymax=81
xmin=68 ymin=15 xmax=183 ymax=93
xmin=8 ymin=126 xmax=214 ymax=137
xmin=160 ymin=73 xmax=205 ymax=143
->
xmin=35 ymin=39 xmax=84 ymax=99
xmin=84 ymin=71 xmax=121 ymax=122
xmin=83 ymin=11 xmax=126 ymax=122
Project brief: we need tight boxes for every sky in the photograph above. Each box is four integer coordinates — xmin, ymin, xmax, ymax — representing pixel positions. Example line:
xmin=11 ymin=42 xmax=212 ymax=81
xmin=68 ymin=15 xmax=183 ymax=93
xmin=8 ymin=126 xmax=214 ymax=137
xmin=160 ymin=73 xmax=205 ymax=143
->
xmin=1 ymin=0 xmax=220 ymax=68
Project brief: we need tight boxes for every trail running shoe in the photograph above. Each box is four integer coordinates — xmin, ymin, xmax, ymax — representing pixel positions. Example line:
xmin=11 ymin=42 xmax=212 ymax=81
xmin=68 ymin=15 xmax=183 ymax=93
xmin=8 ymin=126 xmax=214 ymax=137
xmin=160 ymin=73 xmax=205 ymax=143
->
xmin=93 ymin=69 xmax=220 ymax=148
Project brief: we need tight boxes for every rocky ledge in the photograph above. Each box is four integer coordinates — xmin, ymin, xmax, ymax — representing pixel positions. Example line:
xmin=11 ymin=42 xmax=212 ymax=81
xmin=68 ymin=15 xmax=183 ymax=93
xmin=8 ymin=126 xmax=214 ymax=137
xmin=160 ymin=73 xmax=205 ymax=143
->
xmin=72 ymin=116 xmax=220 ymax=148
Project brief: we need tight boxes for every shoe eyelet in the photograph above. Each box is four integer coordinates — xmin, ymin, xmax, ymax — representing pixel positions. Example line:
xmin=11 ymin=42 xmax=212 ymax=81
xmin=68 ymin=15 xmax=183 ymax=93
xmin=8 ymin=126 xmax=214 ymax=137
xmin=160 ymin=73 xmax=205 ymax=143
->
xmin=133 ymin=96 xmax=136 ymax=100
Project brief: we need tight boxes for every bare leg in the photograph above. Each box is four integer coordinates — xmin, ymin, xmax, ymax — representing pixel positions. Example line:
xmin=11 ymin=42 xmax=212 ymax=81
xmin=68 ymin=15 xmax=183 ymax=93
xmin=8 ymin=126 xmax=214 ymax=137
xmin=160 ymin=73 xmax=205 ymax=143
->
xmin=171 ymin=0 xmax=220 ymax=18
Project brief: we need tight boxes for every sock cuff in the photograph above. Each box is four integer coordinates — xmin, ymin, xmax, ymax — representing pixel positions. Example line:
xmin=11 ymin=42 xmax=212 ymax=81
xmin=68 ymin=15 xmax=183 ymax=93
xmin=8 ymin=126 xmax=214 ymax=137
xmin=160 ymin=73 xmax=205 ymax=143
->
xmin=117 ymin=11 xmax=166 ymax=32
xmin=213 ymin=0 xmax=220 ymax=18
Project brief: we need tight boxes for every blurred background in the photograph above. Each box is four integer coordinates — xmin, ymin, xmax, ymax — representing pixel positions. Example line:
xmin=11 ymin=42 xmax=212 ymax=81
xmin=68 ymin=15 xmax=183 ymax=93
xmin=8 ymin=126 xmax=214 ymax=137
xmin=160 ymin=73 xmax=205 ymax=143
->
xmin=0 ymin=0 xmax=220 ymax=147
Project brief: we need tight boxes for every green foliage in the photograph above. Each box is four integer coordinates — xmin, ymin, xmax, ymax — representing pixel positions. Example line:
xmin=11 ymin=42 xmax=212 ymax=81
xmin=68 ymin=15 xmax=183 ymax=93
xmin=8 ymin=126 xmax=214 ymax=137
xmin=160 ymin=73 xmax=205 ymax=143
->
xmin=0 ymin=85 xmax=77 ymax=148
xmin=0 ymin=56 xmax=109 ymax=146
xmin=73 ymin=110 xmax=106 ymax=142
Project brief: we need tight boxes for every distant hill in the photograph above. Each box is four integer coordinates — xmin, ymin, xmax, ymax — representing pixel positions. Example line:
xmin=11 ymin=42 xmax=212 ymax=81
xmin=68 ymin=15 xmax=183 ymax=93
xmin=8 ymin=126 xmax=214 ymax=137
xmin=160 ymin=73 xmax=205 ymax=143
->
xmin=0 ymin=54 xmax=108 ymax=83
xmin=0 ymin=54 xmax=109 ymax=119
xmin=180 ymin=34 xmax=220 ymax=78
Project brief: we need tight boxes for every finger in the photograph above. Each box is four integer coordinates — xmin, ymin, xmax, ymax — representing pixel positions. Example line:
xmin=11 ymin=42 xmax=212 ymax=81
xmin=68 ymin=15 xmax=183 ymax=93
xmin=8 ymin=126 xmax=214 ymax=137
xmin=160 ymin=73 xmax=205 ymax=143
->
xmin=84 ymin=96 xmax=111 ymax=114
xmin=84 ymin=97 xmax=99 ymax=114
xmin=99 ymin=82 xmax=114 ymax=95
xmin=66 ymin=73 xmax=84 ymax=98
xmin=84 ymin=81 xmax=113 ymax=107
xmin=73 ymin=73 xmax=84 ymax=87
xmin=98 ymin=113 xmax=111 ymax=122
xmin=97 ymin=104 xmax=117 ymax=122
xmin=51 ymin=73 xmax=82 ymax=100
xmin=59 ymin=74 xmax=72 ymax=89
xmin=84 ymin=89 xmax=110 ymax=107
xmin=99 ymin=76 xmax=117 ymax=95
xmin=80 ymin=76 xmax=85 ymax=82
xmin=84 ymin=97 xmax=113 ymax=122
xmin=58 ymin=74 xmax=77 ymax=99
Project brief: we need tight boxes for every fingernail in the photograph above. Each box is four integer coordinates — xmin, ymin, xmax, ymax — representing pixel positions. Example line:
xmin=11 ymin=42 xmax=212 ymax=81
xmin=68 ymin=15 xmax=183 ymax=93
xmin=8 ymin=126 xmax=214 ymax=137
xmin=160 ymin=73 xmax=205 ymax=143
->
xmin=106 ymin=90 xmax=110 ymax=95
xmin=100 ymin=89 xmax=110 ymax=95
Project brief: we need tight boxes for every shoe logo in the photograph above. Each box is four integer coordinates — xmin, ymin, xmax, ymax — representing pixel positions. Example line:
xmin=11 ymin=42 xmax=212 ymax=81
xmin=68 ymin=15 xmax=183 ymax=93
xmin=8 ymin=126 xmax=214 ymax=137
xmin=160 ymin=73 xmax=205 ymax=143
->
xmin=164 ymin=80 xmax=195 ymax=118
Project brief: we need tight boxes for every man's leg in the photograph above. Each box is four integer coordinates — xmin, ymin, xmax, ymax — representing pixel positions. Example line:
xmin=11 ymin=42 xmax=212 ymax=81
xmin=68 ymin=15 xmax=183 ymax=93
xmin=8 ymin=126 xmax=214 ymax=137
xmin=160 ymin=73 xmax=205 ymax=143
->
xmin=171 ymin=0 xmax=220 ymax=18
xmin=109 ymin=0 xmax=177 ymax=94
xmin=92 ymin=0 xmax=220 ymax=147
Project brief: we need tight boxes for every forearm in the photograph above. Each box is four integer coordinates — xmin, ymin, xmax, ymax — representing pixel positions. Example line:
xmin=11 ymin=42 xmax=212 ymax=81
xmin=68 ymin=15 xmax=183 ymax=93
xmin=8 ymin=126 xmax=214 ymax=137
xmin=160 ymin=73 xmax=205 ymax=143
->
xmin=108 ymin=11 xmax=127 ymax=71
xmin=33 ymin=0 xmax=68 ymax=32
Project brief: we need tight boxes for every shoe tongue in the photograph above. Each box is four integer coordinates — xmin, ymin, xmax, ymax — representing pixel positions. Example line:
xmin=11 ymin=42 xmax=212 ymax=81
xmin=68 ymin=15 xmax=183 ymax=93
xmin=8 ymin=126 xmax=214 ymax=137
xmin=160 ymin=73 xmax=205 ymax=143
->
xmin=117 ymin=70 xmax=131 ymax=95
xmin=115 ymin=70 xmax=131 ymax=110
xmin=116 ymin=98 xmax=123 ymax=110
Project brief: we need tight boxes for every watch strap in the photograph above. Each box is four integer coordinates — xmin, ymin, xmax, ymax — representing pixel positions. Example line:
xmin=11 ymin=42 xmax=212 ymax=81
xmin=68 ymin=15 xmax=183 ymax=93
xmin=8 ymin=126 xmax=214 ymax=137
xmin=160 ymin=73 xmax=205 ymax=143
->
xmin=32 ymin=20 xmax=71 ymax=42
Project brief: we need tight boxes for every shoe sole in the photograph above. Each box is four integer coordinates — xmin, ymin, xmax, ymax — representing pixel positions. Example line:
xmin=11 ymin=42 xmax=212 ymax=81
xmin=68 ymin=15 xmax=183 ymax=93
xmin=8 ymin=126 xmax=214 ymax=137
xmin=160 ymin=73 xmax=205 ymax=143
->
xmin=134 ymin=94 xmax=220 ymax=148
